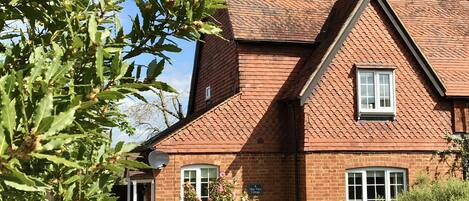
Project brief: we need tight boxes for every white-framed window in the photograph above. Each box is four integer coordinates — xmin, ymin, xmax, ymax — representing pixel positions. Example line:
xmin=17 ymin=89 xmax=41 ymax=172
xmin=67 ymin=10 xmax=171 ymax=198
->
xmin=205 ymin=86 xmax=211 ymax=101
xmin=181 ymin=165 xmax=218 ymax=201
xmin=127 ymin=179 xmax=155 ymax=201
xmin=357 ymin=70 xmax=396 ymax=118
xmin=346 ymin=168 xmax=407 ymax=201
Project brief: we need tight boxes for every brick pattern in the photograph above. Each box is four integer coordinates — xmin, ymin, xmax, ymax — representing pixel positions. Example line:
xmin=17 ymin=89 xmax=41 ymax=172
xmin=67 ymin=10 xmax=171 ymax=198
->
xmin=454 ymin=101 xmax=469 ymax=133
xmin=153 ymin=153 xmax=295 ymax=201
xmin=238 ymin=44 xmax=311 ymax=100
xmin=300 ymin=152 xmax=459 ymax=201
xmin=226 ymin=0 xmax=337 ymax=42
xmin=155 ymin=45 xmax=309 ymax=153
xmin=192 ymin=10 xmax=239 ymax=113
xmin=389 ymin=0 xmax=469 ymax=96
xmin=156 ymin=94 xmax=288 ymax=153
xmin=303 ymin=2 xmax=452 ymax=151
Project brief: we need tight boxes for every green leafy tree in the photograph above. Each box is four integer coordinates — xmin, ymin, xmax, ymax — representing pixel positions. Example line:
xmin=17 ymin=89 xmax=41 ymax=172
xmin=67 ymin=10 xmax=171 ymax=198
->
xmin=0 ymin=0 xmax=224 ymax=200
xmin=398 ymin=174 xmax=469 ymax=201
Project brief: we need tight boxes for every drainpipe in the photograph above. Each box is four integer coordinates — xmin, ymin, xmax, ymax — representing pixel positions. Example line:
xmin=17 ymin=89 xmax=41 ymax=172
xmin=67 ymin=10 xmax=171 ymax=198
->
xmin=286 ymin=100 xmax=300 ymax=201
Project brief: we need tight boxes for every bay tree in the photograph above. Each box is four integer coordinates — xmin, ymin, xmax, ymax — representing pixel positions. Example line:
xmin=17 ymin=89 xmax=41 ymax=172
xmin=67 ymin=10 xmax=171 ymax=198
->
xmin=0 ymin=0 xmax=224 ymax=200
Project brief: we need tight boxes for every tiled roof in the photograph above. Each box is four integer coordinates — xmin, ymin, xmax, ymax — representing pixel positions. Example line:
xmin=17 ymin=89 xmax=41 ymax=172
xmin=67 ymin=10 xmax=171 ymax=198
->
xmin=388 ymin=0 xmax=469 ymax=96
xmin=227 ymin=0 xmax=468 ymax=97
xmin=226 ymin=0 xmax=337 ymax=42
xmin=152 ymin=94 xmax=289 ymax=153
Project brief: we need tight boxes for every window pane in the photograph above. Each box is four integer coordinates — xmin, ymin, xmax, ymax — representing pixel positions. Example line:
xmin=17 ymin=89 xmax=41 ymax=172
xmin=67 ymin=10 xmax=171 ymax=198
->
xmin=355 ymin=175 xmax=362 ymax=185
xmin=375 ymin=171 xmax=385 ymax=184
xmin=376 ymin=185 xmax=386 ymax=199
xmin=349 ymin=175 xmax=355 ymax=185
xmin=379 ymin=73 xmax=391 ymax=108
xmin=396 ymin=173 xmax=404 ymax=184
xmin=367 ymin=186 xmax=375 ymax=199
xmin=201 ymin=168 xmax=208 ymax=178
xmin=397 ymin=185 xmax=404 ymax=194
xmin=391 ymin=185 xmax=396 ymax=199
xmin=356 ymin=186 xmax=363 ymax=199
xmin=201 ymin=183 xmax=208 ymax=196
xmin=360 ymin=72 xmax=375 ymax=109
xmin=349 ymin=186 xmax=355 ymax=199
xmin=209 ymin=168 xmax=217 ymax=178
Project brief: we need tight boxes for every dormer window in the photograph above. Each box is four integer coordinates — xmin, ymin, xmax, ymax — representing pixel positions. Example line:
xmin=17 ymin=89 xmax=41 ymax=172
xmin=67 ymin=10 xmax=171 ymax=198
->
xmin=356 ymin=65 xmax=396 ymax=120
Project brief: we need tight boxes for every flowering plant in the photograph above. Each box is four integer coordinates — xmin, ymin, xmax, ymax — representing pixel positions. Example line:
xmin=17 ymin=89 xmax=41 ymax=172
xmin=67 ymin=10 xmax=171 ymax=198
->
xmin=184 ymin=182 xmax=200 ymax=201
xmin=209 ymin=172 xmax=250 ymax=201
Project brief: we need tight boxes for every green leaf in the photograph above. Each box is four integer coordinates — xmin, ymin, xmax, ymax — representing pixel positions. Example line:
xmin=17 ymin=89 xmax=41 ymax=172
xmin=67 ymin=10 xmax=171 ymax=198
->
xmin=42 ymin=139 xmax=71 ymax=151
xmin=104 ymin=164 xmax=125 ymax=174
xmin=96 ymin=90 xmax=125 ymax=100
xmin=119 ymin=143 xmax=139 ymax=153
xmin=45 ymin=106 xmax=79 ymax=136
xmin=152 ymin=81 xmax=177 ymax=93
xmin=37 ymin=116 xmax=54 ymax=134
xmin=114 ymin=141 xmax=124 ymax=153
xmin=0 ymin=125 xmax=6 ymax=156
xmin=72 ymin=36 xmax=84 ymax=49
xmin=96 ymin=45 xmax=104 ymax=82
xmin=3 ymin=180 xmax=42 ymax=192
xmin=162 ymin=44 xmax=182 ymax=52
xmin=146 ymin=59 xmax=164 ymax=81
xmin=110 ymin=50 xmax=128 ymax=81
xmin=63 ymin=175 xmax=81 ymax=185
xmin=117 ymin=160 xmax=151 ymax=170
xmin=33 ymin=92 xmax=53 ymax=128
xmin=4 ymin=164 xmax=35 ymax=186
xmin=31 ymin=153 xmax=82 ymax=169
xmin=48 ymin=134 xmax=87 ymax=140
xmin=1 ymin=94 xmax=16 ymax=145
xmin=88 ymin=14 xmax=97 ymax=44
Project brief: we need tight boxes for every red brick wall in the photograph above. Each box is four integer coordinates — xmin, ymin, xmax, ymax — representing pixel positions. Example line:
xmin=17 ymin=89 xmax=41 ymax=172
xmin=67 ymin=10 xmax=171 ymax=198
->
xmin=192 ymin=10 xmax=239 ymax=113
xmin=299 ymin=152 xmax=459 ymax=201
xmin=153 ymin=153 xmax=295 ymax=201
xmin=303 ymin=1 xmax=452 ymax=151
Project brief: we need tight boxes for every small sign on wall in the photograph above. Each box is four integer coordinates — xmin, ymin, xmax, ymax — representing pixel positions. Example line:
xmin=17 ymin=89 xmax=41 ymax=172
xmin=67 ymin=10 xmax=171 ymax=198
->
xmin=246 ymin=183 xmax=262 ymax=196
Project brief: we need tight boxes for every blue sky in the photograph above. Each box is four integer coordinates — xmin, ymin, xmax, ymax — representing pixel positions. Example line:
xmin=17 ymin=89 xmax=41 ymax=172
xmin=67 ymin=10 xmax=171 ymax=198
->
xmin=112 ymin=1 xmax=196 ymax=144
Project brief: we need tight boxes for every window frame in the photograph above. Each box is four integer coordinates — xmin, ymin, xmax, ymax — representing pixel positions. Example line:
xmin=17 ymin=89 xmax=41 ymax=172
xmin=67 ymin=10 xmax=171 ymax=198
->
xmin=345 ymin=168 xmax=407 ymax=201
xmin=356 ymin=69 xmax=396 ymax=119
xmin=180 ymin=165 xmax=218 ymax=201
xmin=205 ymin=86 xmax=211 ymax=101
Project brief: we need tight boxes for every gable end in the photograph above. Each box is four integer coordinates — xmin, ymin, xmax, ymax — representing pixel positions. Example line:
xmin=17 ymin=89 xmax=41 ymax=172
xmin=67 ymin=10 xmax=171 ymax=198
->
xmin=299 ymin=0 xmax=447 ymax=105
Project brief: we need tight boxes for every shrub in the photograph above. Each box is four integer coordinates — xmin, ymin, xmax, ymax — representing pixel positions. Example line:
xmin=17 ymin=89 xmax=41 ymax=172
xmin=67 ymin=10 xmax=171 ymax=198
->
xmin=209 ymin=173 xmax=249 ymax=201
xmin=398 ymin=175 xmax=469 ymax=201
xmin=183 ymin=182 xmax=199 ymax=201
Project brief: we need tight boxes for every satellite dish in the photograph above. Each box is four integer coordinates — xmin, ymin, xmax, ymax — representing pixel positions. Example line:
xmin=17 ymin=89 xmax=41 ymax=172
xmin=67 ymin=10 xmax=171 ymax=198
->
xmin=148 ymin=150 xmax=170 ymax=169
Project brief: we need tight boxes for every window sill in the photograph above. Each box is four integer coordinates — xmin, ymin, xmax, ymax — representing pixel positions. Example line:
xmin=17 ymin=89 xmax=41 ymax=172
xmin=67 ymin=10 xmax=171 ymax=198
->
xmin=358 ymin=112 xmax=395 ymax=121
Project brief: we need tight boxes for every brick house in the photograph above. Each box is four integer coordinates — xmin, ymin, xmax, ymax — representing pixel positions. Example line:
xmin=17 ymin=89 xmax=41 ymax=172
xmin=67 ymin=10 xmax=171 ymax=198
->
xmin=132 ymin=0 xmax=469 ymax=200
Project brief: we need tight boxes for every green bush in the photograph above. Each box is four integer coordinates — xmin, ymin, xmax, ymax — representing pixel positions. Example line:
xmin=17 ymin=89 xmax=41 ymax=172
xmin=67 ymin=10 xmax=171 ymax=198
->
xmin=398 ymin=175 xmax=469 ymax=201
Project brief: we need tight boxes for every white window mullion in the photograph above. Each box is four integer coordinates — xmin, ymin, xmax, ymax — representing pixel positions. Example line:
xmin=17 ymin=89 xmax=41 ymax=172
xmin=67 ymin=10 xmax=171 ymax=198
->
xmin=196 ymin=169 xmax=201 ymax=199
xmin=362 ymin=170 xmax=367 ymax=201
xmin=385 ymin=170 xmax=390 ymax=201
xmin=375 ymin=72 xmax=380 ymax=112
